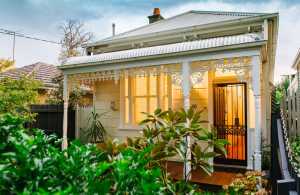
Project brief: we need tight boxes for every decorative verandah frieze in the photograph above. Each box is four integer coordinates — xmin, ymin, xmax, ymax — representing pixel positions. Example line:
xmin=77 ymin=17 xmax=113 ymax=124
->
xmin=67 ymin=56 xmax=252 ymax=88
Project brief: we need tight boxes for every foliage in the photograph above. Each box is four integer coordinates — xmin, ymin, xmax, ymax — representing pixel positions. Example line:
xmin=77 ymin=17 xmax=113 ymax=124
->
xmin=290 ymin=136 xmax=300 ymax=169
xmin=0 ymin=76 xmax=41 ymax=121
xmin=274 ymin=76 xmax=290 ymax=105
xmin=126 ymin=106 xmax=228 ymax=178
xmin=85 ymin=108 xmax=106 ymax=143
xmin=223 ymin=171 xmax=269 ymax=194
xmin=0 ymin=113 xmax=206 ymax=194
xmin=58 ymin=20 xmax=93 ymax=62
xmin=291 ymin=136 xmax=300 ymax=157
xmin=46 ymin=74 xmax=87 ymax=108
xmin=0 ymin=106 xmax=228 ymax=193
xmin=0 ymin=58 xmax=14 ymax=72
xmin=0 ymin=114 xmax=109 ymax=194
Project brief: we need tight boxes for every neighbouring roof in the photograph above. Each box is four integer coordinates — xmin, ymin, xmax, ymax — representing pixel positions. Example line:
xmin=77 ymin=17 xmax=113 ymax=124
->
xmin=63 ymin=33 xmax=263 ymax=67
xmin=89 ymin=10 xmax=271 ymax=46
xmin=0 ymin=62 xmax=61 ymax=89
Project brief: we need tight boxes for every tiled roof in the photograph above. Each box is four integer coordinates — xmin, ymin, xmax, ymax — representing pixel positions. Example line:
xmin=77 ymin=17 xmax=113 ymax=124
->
xmin=93 ymin=10 xmax=267 ymax=44
xmin=0 ymin=62 xmax=61 ymax=88
xmin=64 ymin=33 xmax=263 ymax=67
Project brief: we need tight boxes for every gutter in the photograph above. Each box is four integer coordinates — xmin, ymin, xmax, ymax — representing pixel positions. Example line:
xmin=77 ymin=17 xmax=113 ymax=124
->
xmin=59 ymin=40 xmax=266 ymax=70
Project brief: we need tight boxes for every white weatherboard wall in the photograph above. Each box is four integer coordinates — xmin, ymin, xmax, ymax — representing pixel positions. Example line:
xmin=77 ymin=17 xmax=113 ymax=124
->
xmin=77 ymin=106 xmax=92 ymax=143
xmin=94 ymin=80 xmax=120 ymax=136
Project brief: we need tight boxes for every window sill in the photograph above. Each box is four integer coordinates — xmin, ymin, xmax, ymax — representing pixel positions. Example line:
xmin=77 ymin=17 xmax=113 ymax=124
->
xmin=118 ymin=125 xmax=142 ymax=131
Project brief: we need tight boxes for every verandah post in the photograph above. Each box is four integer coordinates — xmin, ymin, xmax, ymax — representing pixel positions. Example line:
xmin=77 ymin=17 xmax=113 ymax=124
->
xmin=252 ymin=55 xmax=262 ymax=171
xmin=62 ymin=74 xmax=69 ymax=150
xmin=182 ymin=61 xmax=191 ymax=181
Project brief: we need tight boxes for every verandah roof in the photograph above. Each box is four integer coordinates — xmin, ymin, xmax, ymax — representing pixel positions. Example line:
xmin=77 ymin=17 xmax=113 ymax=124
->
xmin=62 ymin=33 xmax=263 ymax=68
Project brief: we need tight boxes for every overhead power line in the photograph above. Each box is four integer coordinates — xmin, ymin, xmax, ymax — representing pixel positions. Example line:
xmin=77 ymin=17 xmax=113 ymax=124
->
xmin=0 ymin=28 xmax=61 ymax=61
xmin=0 ymin=28 xmax=61 ymax=44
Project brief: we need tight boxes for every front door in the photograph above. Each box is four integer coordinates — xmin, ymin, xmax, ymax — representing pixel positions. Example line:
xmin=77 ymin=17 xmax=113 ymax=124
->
xmin=213 ymin=83 xmax=247 ymax=166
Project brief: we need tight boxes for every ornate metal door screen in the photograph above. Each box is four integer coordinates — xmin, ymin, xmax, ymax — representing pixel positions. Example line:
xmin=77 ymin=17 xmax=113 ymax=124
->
xmin=214 ymin=83 xmax=247 ymax=165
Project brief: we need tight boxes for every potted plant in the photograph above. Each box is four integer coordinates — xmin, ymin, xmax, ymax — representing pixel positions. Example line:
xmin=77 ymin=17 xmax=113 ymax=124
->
xmin=85 ymin=107 xmax=106 ymax=143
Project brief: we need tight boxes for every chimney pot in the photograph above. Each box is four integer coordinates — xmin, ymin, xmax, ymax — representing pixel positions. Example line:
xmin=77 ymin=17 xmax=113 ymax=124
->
xmin=148 ymin=8 xmax=164 ymax=24
xmin=153 ymin=8 xmax=160 ymax=15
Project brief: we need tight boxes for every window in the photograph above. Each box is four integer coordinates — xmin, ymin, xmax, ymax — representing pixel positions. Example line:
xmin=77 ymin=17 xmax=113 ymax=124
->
xmin=122 ymin=74 xmax=171 ymax=126
xmin=121 ymin=72 xmax=207 ymax=126
xmin=133 ymin=75 xmax=158 ymax=123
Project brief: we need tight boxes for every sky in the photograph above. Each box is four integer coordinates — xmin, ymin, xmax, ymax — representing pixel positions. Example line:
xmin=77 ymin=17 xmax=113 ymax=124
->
xmin=0 ymin=0 xmax=300 ymax=81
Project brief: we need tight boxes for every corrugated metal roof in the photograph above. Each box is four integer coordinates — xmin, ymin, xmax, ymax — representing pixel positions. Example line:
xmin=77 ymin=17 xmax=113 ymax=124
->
xmin=64 ymin=33 xmax=263 ymax=66
xmin=0 ymin=62 xmax=61 ymax=88
xmin=95 ymin=10 xmax=266 ymax=43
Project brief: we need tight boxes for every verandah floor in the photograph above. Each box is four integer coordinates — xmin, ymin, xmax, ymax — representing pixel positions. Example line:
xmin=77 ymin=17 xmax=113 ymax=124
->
xmin=166 ymin=161 xmax=243 ymax=188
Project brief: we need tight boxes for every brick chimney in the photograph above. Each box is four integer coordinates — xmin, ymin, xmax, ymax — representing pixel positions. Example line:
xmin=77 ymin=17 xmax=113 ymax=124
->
xmin=148 ymin=8 xmax=164 ymax=24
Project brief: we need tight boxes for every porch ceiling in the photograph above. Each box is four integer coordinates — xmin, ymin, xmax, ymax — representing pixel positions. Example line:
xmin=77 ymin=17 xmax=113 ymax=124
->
xmin=61 ymin=33 xmax=263 ymax=69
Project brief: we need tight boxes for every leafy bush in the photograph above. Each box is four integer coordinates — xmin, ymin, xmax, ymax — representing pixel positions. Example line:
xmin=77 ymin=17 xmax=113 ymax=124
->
xmin=126 ymin=106 xmax=228 ymax=177
xmin=290 ymin=136 xmax=300 ymax=170
xmin=0 ymin=106 xmax=229 ymax=194
xmin=291 ymin=136 xmax=300 ymax=157
xmin=0 ymin=76 xmax=41 ymax=121
xmin=223 ymin=171 xmax=269 ymax=194
xmin=0 ymin=114 xmax=109 ymax=194
xmin=0 ymin=114 xmax=204 ymax=194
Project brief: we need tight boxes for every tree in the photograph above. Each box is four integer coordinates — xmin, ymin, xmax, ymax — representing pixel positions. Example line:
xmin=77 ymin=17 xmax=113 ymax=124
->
xmin=0 ymin=76 xmax=41 ymax=121
xmin=47 ymin=20 xmax=93 ymax=106
xmin=58 ymin=20 xmax=94 ymax=62
xmin=0 ymin=59 xmax=14 ymax=72
xmin=46 ymin=74 xmax=86 ymax=108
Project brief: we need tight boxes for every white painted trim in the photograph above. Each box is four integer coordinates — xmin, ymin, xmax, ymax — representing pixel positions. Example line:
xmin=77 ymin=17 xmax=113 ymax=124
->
xmin=263 ymin=19 xmax=268 ymax=40
xmin=207 ymin=71 xmax=214 ymax=127
xmin=252 ymin=55 xmax=262 ymax=171
xmin=62 ymin=74 xmax=69 ymax=150
xmin=182 ymin=61 xmax=192 ymax=181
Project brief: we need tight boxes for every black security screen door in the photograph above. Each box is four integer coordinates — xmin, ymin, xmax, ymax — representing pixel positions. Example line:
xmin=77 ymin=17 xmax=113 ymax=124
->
xmin=213 ymin=83 xmax=247 ymax=166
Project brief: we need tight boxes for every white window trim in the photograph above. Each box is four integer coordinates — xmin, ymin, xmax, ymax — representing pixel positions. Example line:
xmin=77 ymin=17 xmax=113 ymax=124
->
xmin=119 ymin=73 xmax=172 ymax=129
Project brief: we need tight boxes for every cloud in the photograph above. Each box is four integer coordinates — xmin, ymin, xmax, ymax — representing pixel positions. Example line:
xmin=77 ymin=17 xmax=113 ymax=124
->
xmin=0 ymin=0 xmax=299 ymax=82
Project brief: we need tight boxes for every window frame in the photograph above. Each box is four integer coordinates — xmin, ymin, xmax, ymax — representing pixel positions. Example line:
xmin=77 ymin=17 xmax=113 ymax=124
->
xmin=132 ymin=75 xmax=159 ymax=124
xmin=120 ymin=74 xmax=171 ymax=128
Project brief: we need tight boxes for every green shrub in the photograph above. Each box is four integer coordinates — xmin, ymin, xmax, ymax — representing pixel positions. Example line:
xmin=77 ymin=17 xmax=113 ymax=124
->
xmin=0 ymin=76 xmax=41 ymax=121
xmin=0 ymin=114 xmax=109 ymax=194
xmin=223 ymin=171 xmax=269 ymax=194
xmin=130 ymin=106 xmax=228 ymax=177
xmin=290 ymin=136 xmax=300 ymax=170
xmin=1 ymin=114 xmax=203 ymax=194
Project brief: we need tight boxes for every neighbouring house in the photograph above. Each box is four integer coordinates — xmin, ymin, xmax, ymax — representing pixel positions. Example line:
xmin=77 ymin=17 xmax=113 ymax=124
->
xmin=0 ymin=62 xmax=61 ymax=104
xmin=59 ymin=9 xmax=279 ymax=171
xmin=284 ymin=49 xmax=300 ymax=136
xmin=0 ymin=62 xmax=94 ymax=105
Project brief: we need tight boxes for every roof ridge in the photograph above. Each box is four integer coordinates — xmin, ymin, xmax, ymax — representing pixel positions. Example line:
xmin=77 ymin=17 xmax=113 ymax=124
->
xmin=189 ymin=10 xmax=268 ymax=16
